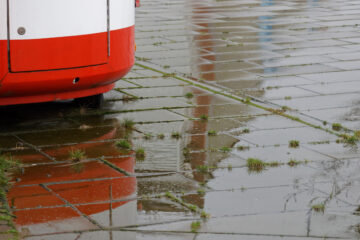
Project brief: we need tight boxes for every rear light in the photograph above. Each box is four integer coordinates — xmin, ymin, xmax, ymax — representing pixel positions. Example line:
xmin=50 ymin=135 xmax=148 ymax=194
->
xmin=135 ymin=0 xmax=140 ymax=7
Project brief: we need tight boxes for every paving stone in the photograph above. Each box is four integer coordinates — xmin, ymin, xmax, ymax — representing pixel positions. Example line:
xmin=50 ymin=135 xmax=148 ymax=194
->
xmin=236 ymin=127 xmax=338 ymax=146
xmin=107 ymin=109 xmax=186 ymax=123
xmin=24 ymin=233 xmax=79 ymax=240
xmin=14 ymin=207 xmax=98 ymax=235
xmin=107 ymin=97 xmax=191 ymax=112
xmin=272 ymin=93 xmax=359 ymax=111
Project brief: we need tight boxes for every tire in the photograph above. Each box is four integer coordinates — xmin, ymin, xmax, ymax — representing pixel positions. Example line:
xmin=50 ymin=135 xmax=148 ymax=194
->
xmin=74 ymin=93 xmax=104 ymax=109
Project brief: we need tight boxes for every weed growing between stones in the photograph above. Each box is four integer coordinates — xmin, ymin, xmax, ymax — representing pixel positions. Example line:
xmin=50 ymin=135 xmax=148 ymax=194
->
xmin=337 ymin=133 xmax=359 ymax=145
xmin=289 ymin=140 xmax=300 ymax=148
xmin=69 ymin=149 xmax=86 ymax=162
xmin=185 ymin=92 xmax=194 ymax=99
xmin=242 ymin=128 xmax=250 ymax=133
xmin=122 ymin=118 xmax=135 ymax=129
xmin=287 ymin=159 xmax=302 ymax=167
xmin=143 ymin=133 xmax=153 ymax=140
xmin=332 ymin=123 xmax=342 ymax=131
xmin=191 ymin=221 xmax=201 ymax=233
xmin=200 ymin=114 xmax=208 ymax=122
xmin=220 ymin=146 xmax=231 ymax=153
xmin=237 ymin=145 xmax=250 ymax=151
xmin=196 ymin=165 xmax=210 ymax=173
xmin=135 ymin=147 xmax=146 ymax=161
xmin=247 ymin=158 xmax=266 ymax=172
xmin=115 ymin=139 xmax=132 ymax=150
xmin=0 ymin=155 xmax=20 ymax=239
xmin=207 ymin=130 xmax=217 ymax=136
xmin=311 ymin=203 xmax=325 ymax=214
xmin=171 ymin=131 xmax=181 ymax=139
xmin=157 ymin=133 xmax=165 ymax=139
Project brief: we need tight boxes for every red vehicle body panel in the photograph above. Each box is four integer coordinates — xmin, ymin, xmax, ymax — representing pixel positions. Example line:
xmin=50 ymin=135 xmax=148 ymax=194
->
xmin=0 ymin=26 xmax=134 ymax=106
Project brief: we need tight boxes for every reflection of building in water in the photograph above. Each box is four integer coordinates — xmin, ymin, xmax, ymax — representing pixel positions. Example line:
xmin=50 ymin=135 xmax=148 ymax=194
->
xmin=188 ymin=1 xmax=265 ymax=90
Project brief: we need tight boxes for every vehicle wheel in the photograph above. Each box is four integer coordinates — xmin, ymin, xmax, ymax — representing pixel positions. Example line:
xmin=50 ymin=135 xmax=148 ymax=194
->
xmin=75 ymin=94 xmax=104 ymax=109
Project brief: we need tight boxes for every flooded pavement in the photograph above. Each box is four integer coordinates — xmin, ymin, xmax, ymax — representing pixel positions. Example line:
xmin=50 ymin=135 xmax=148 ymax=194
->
xmin=2 ymin=0 xmax=360 ymax=239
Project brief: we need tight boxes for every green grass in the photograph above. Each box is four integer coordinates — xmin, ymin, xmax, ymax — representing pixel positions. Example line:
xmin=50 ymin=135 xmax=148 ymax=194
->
xmin=242 ymin=128 xmax=250 ymax=133
xmin=244 ymin=97 xmax=251 ymax=103
xmin=287 ymin=159 xmax=301 ymax=167
xmin=268 ymin=161 xmax=280 ymax=167
xmin=183 ymin=148 xmax=190 ymax=157
xmin=171 ymin=131 xmax=181 ymax=139
xmin=332 ymin=123 xmax=342 ymax=131
xmin=122 ymin=118 xmax=135 ymax=129
xmin=237 ymin=145 xmax=250 ymax=151
xmin=199 ymin=114 xmax=208 ymax=122
xmin=69 ymin=149 xmax=86 ymax=162
xmin=135 ymin=147 xmax=146 ymax=160
xmin=220 ymin=146 xmax=231 ymax=153
xmin=338 ymin=134 xmax=359 ymax=145
xmin=157 ymin=133 xmax=165 ymax=139
xmin=0 ymin=155 xmax=19 ymax=189
xmin=196 ymin=165 xmax=209 ymax=173
xmin=201 ymin=211 xmax=210 ymax=219
xmin=185 ymin=92 xmax=194 ymax=99
xmin=143 ymin=133 xmax=153 ymax=140
xmin=191 ymin=221 xmax=201 ymax=233
xmin=289 ymin=140 xmax=300 ymax=148
xmin=311 ymin=203 xmax=325 ymax=213
xmin=115 ymin=139 xmax=132 ymax=150
xmin=0 ymin=155 xmax=20 ymax=239
xmin=247 ymin=158 xmax=266 ymax=172
xmin=197 ymin=189 xmax=206 ymax=195
xmin=207 ymin=130 xmax=217 ymax=136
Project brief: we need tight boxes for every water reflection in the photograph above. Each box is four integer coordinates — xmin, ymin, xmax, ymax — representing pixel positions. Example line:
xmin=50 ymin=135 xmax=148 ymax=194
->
xmin=0 ymin=102 xmax=137 ymax=238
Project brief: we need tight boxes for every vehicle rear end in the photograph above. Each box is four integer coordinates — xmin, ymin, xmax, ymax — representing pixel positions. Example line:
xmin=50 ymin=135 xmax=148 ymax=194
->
xmin=0 ymin=0 xmax=136 ymax=106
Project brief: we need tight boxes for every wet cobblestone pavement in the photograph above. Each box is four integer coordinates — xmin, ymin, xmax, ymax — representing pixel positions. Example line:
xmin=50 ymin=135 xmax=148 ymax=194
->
xmin=2 ymin=0 xmax=360 ymax=239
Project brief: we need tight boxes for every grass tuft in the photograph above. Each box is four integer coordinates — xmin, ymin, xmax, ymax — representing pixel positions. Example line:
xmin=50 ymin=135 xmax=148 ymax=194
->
xmin=196 ymin=165 xmax=209 ymax=173
xmin=115 ymin=139 xmax=132 ymax=150
xmin=185 ymin=92 xmax=194 ymax=99
xmin=157 ymin=133 xmax=165 ymax=139
xmin=220 ymin=146 xmax=231 ymax=153
xmin=242 ymin=128 xmax=250 ymax=133
xmin=207 ymin=130 xmax=217 ymax=136
xmin=135 ymin=147 xmax=146 ymax=160
xmin=69 ymin=149 xmax=86 ymax=162
xmin=287 ymin=159 xmax=301 ymax=167
xmin=191 ymin=221 xmax=201 ymax=233
xmin=332 ymin=123 xmax=342 ymax=131
xmin=171 ymin=131 xmax=181 ymax=139
xmin=311 ymin=203 xmax=325 ymax=213
xmin=199 ymin=114 xmax=208 ymax=122
xmin=143 ymin=133 xmax=153 ymax=140
xmin=122 ymin=118 xmax=135 ymax=129
xmin=237 ymin=145 xmax=250 ymax=151
xmin=289 ymin=140 xmax=300 ymax=148
xmin=247 ymin=158 xmax=266 ymax=172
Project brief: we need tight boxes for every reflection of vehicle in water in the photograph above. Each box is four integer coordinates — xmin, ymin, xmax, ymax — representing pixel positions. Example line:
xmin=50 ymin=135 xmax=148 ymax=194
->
xmin=0 ymin=0 xmax=138 ymax=106
xmin=7 ymin=125 xmax=137 ymax=235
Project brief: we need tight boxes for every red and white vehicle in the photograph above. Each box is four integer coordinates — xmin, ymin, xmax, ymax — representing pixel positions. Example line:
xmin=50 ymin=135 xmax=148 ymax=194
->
xmin=0 ymin=0 xmax=138 ymax=106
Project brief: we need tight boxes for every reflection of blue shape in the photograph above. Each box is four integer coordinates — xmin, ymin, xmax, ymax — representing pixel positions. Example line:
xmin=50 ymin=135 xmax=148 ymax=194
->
xmin=264 ymin=67 xmax=277 ymax=74
xmin=307 ymin=0 xmax=319 ymax=7
xmin=261 ymin=0 xmax=274 ymax=6
xmin=258 ymin=0 xmax=276 ymax=74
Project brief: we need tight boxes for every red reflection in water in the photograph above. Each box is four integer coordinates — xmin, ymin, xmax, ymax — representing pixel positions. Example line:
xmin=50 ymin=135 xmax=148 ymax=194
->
xmin=7 ymin=126 xmax=136 ymax=231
